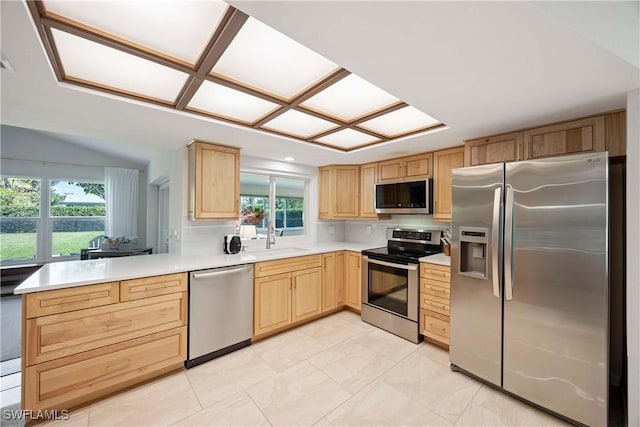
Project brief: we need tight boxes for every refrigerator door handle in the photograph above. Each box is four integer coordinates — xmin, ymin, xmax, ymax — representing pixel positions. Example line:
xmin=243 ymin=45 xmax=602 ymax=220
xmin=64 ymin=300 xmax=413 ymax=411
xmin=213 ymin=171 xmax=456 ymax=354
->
xmin=491 ymin=187 xmax=501 ymax=298
xmin=504 ymin=185 xmax=514 ymax=301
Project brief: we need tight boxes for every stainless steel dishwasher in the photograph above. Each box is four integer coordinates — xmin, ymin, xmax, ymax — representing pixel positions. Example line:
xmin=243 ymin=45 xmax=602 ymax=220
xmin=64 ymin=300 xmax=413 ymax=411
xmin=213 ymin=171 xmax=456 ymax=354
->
xmin=186 ymin=264 xmax=253 ymax=368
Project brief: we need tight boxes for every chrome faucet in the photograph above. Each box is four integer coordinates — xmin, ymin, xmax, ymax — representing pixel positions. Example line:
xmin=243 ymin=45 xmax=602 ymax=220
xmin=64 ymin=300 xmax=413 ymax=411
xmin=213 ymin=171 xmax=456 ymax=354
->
xmin=266 ymin=220 xmax=276 ymax=249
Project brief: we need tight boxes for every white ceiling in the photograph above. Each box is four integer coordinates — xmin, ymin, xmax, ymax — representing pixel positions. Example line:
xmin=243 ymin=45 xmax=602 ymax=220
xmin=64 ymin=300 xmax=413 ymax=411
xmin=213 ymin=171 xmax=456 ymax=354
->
xmin=1 ymin=1 xmax=638 ymax=167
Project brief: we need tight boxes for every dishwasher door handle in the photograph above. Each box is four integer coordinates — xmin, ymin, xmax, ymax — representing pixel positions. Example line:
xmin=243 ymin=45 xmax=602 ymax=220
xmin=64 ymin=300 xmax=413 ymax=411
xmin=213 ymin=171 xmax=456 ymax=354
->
xmin=191 ymin=265 xmax=252 ymax=280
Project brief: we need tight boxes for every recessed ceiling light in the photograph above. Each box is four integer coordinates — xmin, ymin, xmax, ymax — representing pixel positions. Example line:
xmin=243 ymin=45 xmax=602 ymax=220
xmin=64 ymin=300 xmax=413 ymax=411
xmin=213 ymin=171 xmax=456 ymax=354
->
xmin=284 ymin=156 xmax=295 ymax=161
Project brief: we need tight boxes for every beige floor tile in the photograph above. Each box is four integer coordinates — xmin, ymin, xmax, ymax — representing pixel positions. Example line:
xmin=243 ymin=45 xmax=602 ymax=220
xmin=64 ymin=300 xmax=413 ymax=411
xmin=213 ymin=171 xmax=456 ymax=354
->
xmin=327 ymin=380 xmax=451 ymax=426
xmin=417 ymin=341 xmax=451 ymax=367
xmin=88 ymin=372 xmax=201 ymax=426
xmin=381 ymin=349 xmax=481 ymax=422
xmin=253 ymin=329 xmax=327 ymax=372
xmin=171 ymin=392 xmax=270 ymax=427
xmin=312 ymin=417 xmax=334 ymax=426
xmin=0 ymin=373 xmax=20 ymax=391
xmin=246 ymin=360 xmax=351 ymax=426
xmin=332 ymin=310 xmax=366 ymax=326
xmin=185 ymin=346 xmax=276 ymax=407
xmin=350 ymin=326 xmax=422 ymax=362
xmin=308 ymin=339 xmax=395 ymax=394
xmin=455 ymin=385 xmax=570 ymax=426
xmin=0 ymin=386 xmax=20 ymax=407
xmin=38 ymin=407 xmax=90 ymax=427
xmin=299 ymin=316 xmax=365 ymax=348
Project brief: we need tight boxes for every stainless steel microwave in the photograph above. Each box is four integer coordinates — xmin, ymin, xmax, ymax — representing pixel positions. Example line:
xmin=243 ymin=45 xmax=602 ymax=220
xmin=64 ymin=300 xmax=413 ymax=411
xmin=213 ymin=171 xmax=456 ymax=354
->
xmin=374 ymin=179 xmax=432 ymax=214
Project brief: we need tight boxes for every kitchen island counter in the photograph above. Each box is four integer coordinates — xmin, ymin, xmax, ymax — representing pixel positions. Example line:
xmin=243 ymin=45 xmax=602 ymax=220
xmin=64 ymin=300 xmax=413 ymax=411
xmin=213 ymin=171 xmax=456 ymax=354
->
xmin=15 ymin=242 xmax=374 ymax=294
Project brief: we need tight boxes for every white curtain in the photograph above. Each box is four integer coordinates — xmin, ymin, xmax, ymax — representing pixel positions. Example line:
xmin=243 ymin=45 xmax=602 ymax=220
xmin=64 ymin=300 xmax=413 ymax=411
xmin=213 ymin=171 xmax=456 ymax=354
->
xmin=105 ymin=167 xmax=139 ymax=237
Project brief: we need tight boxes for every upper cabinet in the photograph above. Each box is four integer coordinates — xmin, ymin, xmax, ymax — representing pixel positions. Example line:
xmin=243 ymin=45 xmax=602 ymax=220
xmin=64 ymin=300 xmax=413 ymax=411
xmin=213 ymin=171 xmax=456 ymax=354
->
xmin=360 ymin=162 xmax=379 ymax=218
xmin=433 ymin=147 xmax=465 ymax=222
xmin=464 ymin=132 xmax=524 ymax=167
xmin=523 ymin=115 xmax=605 ymax=160
xmin=378 ymin=153 xmax=433 ymax=183
xmin=318 ymin=165 xmax=360 ymax=219
xmin=188 ymin=140 xmax=240 ymax=220
xmin=464 ymin=111 xmax=625 ymax=167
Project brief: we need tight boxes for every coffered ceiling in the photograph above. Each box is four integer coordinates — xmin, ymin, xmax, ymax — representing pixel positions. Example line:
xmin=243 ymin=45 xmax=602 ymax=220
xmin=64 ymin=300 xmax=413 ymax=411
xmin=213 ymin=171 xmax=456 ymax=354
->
xmin=1 ymin=1 xmax=638 ymax=166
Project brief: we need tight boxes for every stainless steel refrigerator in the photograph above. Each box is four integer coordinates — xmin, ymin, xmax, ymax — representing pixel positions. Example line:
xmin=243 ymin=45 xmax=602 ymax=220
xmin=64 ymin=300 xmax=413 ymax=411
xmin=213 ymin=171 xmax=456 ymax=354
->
xmin=450 ymin=152 xmax=608 ymax=426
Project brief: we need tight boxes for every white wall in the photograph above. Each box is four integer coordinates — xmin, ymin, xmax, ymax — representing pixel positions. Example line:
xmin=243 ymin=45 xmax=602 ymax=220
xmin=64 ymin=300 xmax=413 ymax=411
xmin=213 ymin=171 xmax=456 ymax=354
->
xmin=626 ymin=89 xmax=639 ymax=427
xmin=0 ymin=125 xmax=148 ymax=246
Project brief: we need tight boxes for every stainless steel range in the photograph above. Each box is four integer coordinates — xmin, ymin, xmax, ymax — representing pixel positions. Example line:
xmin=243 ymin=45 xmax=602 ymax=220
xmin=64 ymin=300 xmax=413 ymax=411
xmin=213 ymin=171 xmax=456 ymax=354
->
xmin=361 ymin=228 xmax=443 ymax=343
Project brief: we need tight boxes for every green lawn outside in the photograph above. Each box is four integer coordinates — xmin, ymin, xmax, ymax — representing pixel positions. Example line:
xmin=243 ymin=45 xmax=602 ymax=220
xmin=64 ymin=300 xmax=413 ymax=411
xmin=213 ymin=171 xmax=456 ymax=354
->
xmin=0 ymin=231 xmax=104 ymax=261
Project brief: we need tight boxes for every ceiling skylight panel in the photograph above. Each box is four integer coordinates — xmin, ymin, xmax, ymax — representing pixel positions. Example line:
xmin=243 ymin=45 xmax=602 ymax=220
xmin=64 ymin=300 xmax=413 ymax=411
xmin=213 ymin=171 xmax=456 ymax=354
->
xmin=315 ymin=129 xmax=381 ymax=149
xmin=51 ymin=29 xmax=189 ymax=102
xmin=211 ymin=17 xmax=339 ymax=99
xmin=188 ymin=80 xmax=279 ymax=124
xmin=358 ymin=106 xmax=441 ymax=137
xmin=261 ymin=110 xmax=338 ymax=138
xmin=301 ymin=74 xmax=399 ymax=121
xmin=43 ymin=0 xmax=227 ymax=65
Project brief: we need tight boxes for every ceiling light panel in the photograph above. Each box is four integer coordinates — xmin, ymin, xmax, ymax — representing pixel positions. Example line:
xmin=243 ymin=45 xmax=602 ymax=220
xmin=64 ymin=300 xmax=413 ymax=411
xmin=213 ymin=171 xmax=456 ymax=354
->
xmin=262 ymin=110 xmax=338 ymax=138
xmin=301 ymin=74 xmax=399 ymax=121
xmin=211 ymin=17 xmax=339 ymax=99
xmin=188 ymin=80 xmax=279 ymax=124
xmin=358 ymin=106 xmax=441 ymax=137
xmin=43 ymin=0 xmax=227 ymax=65
xmin=51 ymin=29 xmax=189 ymax=102
xmin=315 ymin=128 xmax=381 ymax=149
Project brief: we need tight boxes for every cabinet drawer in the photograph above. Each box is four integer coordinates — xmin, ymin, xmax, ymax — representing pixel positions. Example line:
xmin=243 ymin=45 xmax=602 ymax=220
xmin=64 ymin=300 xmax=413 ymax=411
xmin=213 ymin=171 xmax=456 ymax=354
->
xmin=420 ymin=309 xmax=450 ymax=338
xmin=24 ymin=327 xmax=186 ymax=411
xmin=120 ymin=273 xmax=187 ymax=301
xmin=421 ymin=266 xmax=450 ymax=283
xmin=26 ymin=292 xmax=187 ymax=366
xmin=420 ymin=282 xmax=450 ymax=299
xmin=255 ymin=255 xmax=322 ymax=278
xmin=420 ymin=294 xmax=450 ymax=316
xmin=26 ymin=282 xmax=120 ymax=318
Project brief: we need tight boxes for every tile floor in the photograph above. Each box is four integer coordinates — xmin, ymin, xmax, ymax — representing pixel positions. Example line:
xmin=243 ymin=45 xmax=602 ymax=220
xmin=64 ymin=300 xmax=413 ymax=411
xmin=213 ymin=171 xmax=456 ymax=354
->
xmin=4 ymin=311 xmax=570 ymax=426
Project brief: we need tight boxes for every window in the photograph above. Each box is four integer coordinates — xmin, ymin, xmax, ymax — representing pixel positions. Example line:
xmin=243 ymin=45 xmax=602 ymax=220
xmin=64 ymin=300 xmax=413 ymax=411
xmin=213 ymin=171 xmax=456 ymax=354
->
xmin=239 ymin=173 xmax=306 ymax=237
xmin=50 ymin=180 xmax=105 ymax=258
xmin=0 ymin=177 xmax=41 ymax=264
xmin=0 ymin=176 xmax=106 ymax=265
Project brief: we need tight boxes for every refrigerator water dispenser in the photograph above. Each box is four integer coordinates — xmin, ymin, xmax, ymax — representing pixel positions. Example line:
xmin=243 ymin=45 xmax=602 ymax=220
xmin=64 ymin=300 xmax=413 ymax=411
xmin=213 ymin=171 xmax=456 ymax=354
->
xmin=458 ymin=227 xmax=488 ymax=279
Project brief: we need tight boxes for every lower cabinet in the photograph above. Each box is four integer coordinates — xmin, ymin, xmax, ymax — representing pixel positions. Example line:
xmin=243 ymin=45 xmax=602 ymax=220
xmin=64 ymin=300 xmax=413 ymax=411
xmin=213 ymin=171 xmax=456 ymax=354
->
xmin=253 ymin=255 xmax=323 ymax=337
xmin=345 ymin=251 xmax=362 ymax=311
xmin=419 ymin=262 xmax=451 ymax=348
xmin=22 ymin=273 xmax=188 ymax=412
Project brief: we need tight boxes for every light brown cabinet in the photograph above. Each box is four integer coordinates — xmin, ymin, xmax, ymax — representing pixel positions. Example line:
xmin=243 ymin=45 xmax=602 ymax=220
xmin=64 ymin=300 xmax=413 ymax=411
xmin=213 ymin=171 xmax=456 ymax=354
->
xmin=188 ymin=140 xmax=240 ymax=220
xmin=433 ymin=147 xmax=465 ymax=222
xmin=523 ymin=115 xmax=605 ymax=160
xmin=605 ymin=111 xmax=626 ymax=157
xmin=318 ymin=165 xmax=360 ymax=219
xmin=322 ymin=251 xmax=346 ymax=312
xmin=359 ymin=162 xmax=379 ymax=218
xmin=464 ymin=132 xmax=524 ymax=167
xmin=420 ymin=262 xmax=450 ymax=349
xmin=345 ymin=251 xmax=362 ymax=312
xmin=378 ymin=153 xmax=432 ymax=183
xmin=22 ymin=273 xmax=188 ymax=412
xmin=253 ymin=255 xmax=323 ymax=337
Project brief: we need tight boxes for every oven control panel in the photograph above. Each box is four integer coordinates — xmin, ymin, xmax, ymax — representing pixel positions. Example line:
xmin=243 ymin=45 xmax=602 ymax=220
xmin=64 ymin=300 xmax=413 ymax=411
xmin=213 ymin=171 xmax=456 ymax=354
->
xmin=387 ymin=228 xmax=442 ymax=245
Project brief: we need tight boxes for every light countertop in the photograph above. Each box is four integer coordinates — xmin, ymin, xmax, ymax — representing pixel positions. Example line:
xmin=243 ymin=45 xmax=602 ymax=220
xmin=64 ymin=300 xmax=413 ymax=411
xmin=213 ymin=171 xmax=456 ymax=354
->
xmin=14 ymin=242 xmax=375 ymax=294
xmin=419 ymin=253 xmax=451 ymax=266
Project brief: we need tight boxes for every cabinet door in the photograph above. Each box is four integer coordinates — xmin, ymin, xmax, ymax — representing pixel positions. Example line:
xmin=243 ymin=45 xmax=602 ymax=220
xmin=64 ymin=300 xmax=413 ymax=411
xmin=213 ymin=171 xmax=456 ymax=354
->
xmin=433 ymin=147 xmax=465 ymax=222
xmin=120 ymin=273 xmax=187 ymax=302
xmin=345 ymin=252 xmax=362 ymax=311
xmin=191 ymin=141 xmax=240 ymax=220
xmin=318 ymin=167 xmax=333 ymax=219
xmin=334 ymin=166 xmax=360 ymax=217
xmin=359 ymin=162 xmax=378 ymax=218
xmin=336 ymin=251 xmax=345 ymax=306
xmin=26 ymin=282 xmax=119 ymax=318
xmin=254 ymin=273 xmax=292 ymax=336
xmin=377 ymin=158 xmax=404 ymax=183
xmin=321 ymin=253 xmax=337 ymax=312
xmin=404 ymin=153 xmax=432 ymax=180
xmin=523 ymin=115 xmax=605 ymax=160
xmin=465 ymin=132 xmax=524 ymax=166
xmin=292 ymin=267 xmax=323 ymax=322
xmin=605 ymin=111 xmax=626 ymax=157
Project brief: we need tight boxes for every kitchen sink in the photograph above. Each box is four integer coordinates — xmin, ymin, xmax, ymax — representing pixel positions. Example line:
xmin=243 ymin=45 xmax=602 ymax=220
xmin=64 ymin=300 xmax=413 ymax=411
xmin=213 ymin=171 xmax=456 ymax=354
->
xmin=257 ymin=247 xmax=309 ymax=256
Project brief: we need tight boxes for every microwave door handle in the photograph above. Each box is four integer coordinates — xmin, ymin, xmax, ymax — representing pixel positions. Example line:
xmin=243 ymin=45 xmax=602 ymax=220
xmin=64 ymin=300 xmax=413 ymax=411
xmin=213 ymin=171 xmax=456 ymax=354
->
xmin=491 ymin=187 xmax=501 ymax=299
xmin=363 ymin=256 xmax=418 ymax=271
xmin=504 ymin=185 xmax=514 ymax=301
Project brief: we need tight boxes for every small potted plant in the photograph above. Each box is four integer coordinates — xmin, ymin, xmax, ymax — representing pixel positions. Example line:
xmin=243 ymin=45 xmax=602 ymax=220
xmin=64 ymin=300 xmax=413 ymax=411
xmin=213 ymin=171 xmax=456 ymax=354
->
xmin=240 ymin=206 xmax=265 ymax=225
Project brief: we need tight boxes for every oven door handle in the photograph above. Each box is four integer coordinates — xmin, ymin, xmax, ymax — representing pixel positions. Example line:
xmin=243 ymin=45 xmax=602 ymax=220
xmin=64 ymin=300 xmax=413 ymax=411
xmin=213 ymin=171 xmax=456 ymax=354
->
xmin=363 ymin=255 xmax=418 ymax=271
